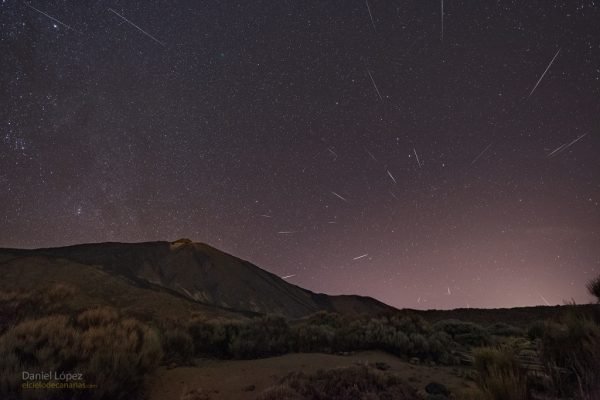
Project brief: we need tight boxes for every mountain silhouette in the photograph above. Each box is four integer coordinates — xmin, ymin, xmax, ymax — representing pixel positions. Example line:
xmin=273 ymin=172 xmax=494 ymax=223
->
xmin=0 ymin=239 xmax=394 ymax=318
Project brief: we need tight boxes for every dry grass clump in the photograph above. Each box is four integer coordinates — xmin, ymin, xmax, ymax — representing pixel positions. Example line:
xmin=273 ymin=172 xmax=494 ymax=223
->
xmin=0 ymin=307 xmax=162 ymax=400
xmin=473 ymin=346 xmax=527 ymax=400
xmin=587 ymin=275 xmax=600 ymax=303
xmin=0 ymin=284 xmax=78 ymax=331
xmin=44 ymin=283 xmax=77 ymax=303
xmin=76 ymin=306 xmax=119 ymax=328
xmin=541 ymin=312 xmax=600 ymax=399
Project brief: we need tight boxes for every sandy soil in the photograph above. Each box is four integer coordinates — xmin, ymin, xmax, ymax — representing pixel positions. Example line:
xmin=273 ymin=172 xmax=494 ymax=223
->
xmin=148 ymin=351 xmax=478 ymax=400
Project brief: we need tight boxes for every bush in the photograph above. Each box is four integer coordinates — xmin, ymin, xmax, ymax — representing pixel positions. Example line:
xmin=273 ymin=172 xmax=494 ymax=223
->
xmin=487 ymin=323 xmax=524 ymax=338
xmin=473 ymin=346 xmax=527 ymax=400
xmin=44 ymin=283 xmax=77 ymax=303
xmin=184 ymin=312 xmax=460 ymax=363
xmin=289 ymin=312 xmax=457 ymax=362
xmin=526 ymin=320 xmax=546 ymax=340
xmin=0 ymin=284 xmax=78 ymax=331
xmin=433 ymin=320 xmax=490 ymax=347
xmin=188 ymin=318 xmax=232 ymax=357
xmin=187 ymin=315 xmax=290 ymax=359
xmin=163 ymin=328 xmax=194 ymax=364
xmin=427 ymin=331 xmax=452 ymax=360
xmin=408 ymin=333 xmax=429 ymax=357
xmin=0 ymin=309 xmax=162 ymax=400
xmin=303 ymin=311 xmax=345 ymax=328
xmin=291 ymin=323 xmax=335 ymax=353
xmin=228 ymin=315 xmax=290 ymax=359
xmin=541 ymin=312 xmax=600 ymax=398
xmin=259 ymin=365 xmax=420 ymax=400
xmin=388 ymin=313 xmax=431 ymax=335
xmin=587 ymin=275 xmax=600 ymax=303
xmin=77 ymin=307 xmax=119 ymax=328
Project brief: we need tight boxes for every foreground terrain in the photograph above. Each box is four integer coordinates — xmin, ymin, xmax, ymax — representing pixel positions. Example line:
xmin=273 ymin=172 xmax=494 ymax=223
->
xmin=150 ymin=351 xmax=479 ymax=400
xmin=0 ymin=240 xmax=598 ymax=400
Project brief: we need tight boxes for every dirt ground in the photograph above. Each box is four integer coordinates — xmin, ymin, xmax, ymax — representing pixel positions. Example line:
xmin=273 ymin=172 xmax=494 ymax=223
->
xmin=148 ymin=351 xmax=480 ymax=400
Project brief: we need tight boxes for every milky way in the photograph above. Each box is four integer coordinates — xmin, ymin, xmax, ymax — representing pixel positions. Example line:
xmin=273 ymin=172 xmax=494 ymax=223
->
xmin=1 ymin=1 xmax=599 ymax=309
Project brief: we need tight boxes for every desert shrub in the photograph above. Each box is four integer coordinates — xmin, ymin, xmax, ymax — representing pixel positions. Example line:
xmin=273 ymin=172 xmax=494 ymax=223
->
xmin=290 ymin=323 xmax=336 ymax=353
xmin=304 ymin=311 xmax=345 ymax=328
xmin=44 ymin=283 xmax=77 ymax=303
xmin=407 ymin=333 xmax=429 ymax=357
xmin=487 ymin=323 xmax=524 ymax=337
xmin=188 ymin=319 xmax=233 ymax=357
xmin=262 ymin=365 xmax=420 ymax=400
xmin=0 ymin=290 xmax=35 ymax=333
xmin=391 ymin=330 xmax=410 ymax=354
xmin=427 ymin=331 xmax=452 ymax=359
xmin=77 ymin=316 xmax=162 ymax=398
xmin=288 ymin=312 xmax=454 ymax=362
xmin=0 ymin=315 xmax=81 ymax=400
xmin=191 ymin=312 xmax=456 ymax=362
xmin=77 ymin=307 xmax=119 ymax=328
xmin=188 ymin=315 xmax=291 ymax=359
xmin=474 ymin=346 xmax=527 ymax=400
xmin=587 ymin=275 xmax=600 ymax=303
xmin=333 ymin=319 xmax=366 ymax=350
xmin=541 ymin=311 xmax=600 ymax=399
xmin=388 ymin=313 xmax=431 ymax=335
xmin=228 ymin=315 xmax=290 ymax=358
xmin=0 ymin=351 xmax=22 ymax=399
xmin=0 ymin=309 xmax=162 ymax=400
xmin=162 ymin=328 xmax=194 ymax=364
xmin=526 ymin=320 xmax=546 ymax=340
xmin=363 ymin=317 xmax=394 ymax=347
xmin=0 ymin=284 xmax=78 ymax=330
xmin=434 ymin=319 xmax=490 ymax=347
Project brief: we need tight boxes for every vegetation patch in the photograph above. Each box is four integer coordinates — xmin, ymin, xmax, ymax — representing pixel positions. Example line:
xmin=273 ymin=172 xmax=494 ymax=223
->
xmin=257 ymin=364 xmax=420 ymax=400
xmin=0 ymin=305 xmax=162 ymax=400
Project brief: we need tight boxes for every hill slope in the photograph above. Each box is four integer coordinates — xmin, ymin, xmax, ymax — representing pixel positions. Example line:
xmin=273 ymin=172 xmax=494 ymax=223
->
xmin=0 ymin=239 xmax=394 ymax=318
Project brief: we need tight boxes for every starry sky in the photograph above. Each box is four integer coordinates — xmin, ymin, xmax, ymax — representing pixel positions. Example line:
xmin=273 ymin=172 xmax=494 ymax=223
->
xmin=1 ymin=0 xmax=599 ymax=309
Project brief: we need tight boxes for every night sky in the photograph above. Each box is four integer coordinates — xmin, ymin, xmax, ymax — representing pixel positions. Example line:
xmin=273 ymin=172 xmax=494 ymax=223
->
xmin=2 ymin=1 xmax=599 ymax=309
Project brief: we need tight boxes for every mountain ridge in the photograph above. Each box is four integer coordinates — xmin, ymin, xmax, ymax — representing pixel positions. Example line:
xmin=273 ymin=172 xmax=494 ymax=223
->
xmin=0 ymin=239 xmax=395 ymax=318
